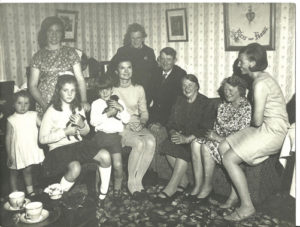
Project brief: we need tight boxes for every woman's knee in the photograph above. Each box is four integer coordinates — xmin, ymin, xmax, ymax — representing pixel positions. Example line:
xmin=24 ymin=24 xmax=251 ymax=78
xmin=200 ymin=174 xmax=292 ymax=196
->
xmin=145 ymin=134 xmax=156 ymax=150
xmin=191 ymin=141 xmax=201 ymax=155
xmin=68 ymin=161 xmax=81 ymax=177
xmin=222 ymin=152 xmax=234 ymax=169
xmin=94 ymin=149 xmax=111 ymax=167
xmin=218 ymin=140 xmax=230 ymax=156
xmin=132 ymin=138 xmax=144 ymax=151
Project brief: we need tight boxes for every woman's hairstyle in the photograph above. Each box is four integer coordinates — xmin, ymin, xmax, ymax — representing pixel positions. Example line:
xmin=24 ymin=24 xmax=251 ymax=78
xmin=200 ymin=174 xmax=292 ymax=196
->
xmin=232 ymin=58 xmax=242 ymax=76
xmin=38 ymin=16 xmax=65 ymax=48
xmin=123 ymin=23 xmax=147 ymax=46
xmin=95 ymin=75 xmax=113 ymax=90
xmin=114 ymin=57 xmax=137 ymax=86
xmin=218 ymin=75 xmax=248 ymax=99
xmin=239 ymin=43 xmax=268 ymax=72
xmin=182 ymin=74 xmax=200 ymax=90
xmin=51 ymin=75 xmax=81 ymax=112
xmin=13 ymin=90 xmax=30 ymax=105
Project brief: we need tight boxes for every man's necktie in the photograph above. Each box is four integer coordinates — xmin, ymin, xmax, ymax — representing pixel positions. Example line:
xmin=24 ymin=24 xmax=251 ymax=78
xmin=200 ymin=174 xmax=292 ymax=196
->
xmin=162 ymin=73 xmax=168 ymax=83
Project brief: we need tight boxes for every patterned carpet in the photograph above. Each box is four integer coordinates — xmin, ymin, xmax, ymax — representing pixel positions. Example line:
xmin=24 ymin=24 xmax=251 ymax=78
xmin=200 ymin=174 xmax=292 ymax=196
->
xmin=91 ymin=185 xmax=294 ymax=227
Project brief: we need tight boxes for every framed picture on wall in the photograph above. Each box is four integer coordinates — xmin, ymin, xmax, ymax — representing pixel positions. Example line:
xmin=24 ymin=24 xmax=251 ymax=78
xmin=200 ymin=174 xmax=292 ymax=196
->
xmin=166 ymin=8 xmax=188 ymax=42
xmin=56 ymin=9 xmax=78 ymax=42
xmin=223 ymin=3 xmax=275 ymax=51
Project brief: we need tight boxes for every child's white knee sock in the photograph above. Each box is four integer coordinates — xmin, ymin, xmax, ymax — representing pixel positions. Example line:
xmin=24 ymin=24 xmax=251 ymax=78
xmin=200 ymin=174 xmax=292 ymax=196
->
xmin=60 ymin=176 xmax=75 ymax=192
xmin=98 ymin=166 xmax=111 ymax=200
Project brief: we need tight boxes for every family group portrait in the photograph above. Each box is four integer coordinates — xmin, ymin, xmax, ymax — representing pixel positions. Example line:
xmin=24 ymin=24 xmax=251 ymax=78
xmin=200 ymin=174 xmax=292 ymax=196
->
xmin=0 ymin=2 xmax=296 ymax=227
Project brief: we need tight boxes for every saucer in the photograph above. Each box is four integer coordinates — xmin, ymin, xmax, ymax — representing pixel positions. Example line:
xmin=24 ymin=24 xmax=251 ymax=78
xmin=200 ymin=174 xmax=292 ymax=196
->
xmin=19 ymin=209 xmax=49 ymax=224
xmin=3 ymin=198 xmax=31 ymax=211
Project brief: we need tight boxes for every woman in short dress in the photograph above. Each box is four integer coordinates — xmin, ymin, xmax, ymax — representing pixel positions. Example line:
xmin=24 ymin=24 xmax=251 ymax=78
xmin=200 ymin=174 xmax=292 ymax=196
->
xmin=220 ymin=43 xmax=289 ymax=221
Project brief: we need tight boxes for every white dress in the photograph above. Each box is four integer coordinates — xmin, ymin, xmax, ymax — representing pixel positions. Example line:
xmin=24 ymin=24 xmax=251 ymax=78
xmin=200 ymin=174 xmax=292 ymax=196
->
xmin=7 ymin=111 xmax=45 ymax=169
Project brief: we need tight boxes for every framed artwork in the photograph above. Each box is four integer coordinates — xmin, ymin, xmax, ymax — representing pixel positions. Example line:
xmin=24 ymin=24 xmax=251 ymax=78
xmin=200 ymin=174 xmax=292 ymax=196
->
xmin=166 ymin=8 xmax=188 ymax=42
xmin=223 ymin=3 xmax=275 ymax=51
xmin=56 ymin=9 xmax=78 ymax=42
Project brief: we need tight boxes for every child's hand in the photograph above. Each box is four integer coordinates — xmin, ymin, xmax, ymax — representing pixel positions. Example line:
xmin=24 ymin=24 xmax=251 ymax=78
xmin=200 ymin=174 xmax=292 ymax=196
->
xmin=107 ymin=100 xmax=124 ymax=112
xmin=64 ymin=124 xmax=78 ymax=136
xmin=69 ymin=114 xmax=85 ymax=128
xmin=106 ymin=107 xmax=118 ymax=118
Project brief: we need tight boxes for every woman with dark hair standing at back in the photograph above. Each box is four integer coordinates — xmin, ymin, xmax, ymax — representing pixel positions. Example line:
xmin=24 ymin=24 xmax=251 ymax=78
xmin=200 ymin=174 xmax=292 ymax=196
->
xmin=108 ymin=23 xmax=158 ymax=105
xmin=29 ymin=16 xmax=90 ymax=115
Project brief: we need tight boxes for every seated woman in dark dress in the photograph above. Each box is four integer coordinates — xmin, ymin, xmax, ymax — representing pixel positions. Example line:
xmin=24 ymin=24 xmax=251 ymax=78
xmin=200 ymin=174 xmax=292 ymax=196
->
xmin=155 ymin=74 xmax=210 ymax=200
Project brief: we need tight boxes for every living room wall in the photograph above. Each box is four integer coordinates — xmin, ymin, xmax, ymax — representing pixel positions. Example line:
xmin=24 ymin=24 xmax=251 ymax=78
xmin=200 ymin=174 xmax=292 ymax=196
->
xmin=0 ymin=3 xmax=295 ymax=101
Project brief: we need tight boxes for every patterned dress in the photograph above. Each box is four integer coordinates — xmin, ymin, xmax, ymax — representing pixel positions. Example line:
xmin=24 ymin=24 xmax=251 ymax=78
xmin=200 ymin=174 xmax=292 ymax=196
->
xmin=196 ymin=98 xmax=251 ymax=164
xmin=31 ymin=46 xmax=80 ymax=114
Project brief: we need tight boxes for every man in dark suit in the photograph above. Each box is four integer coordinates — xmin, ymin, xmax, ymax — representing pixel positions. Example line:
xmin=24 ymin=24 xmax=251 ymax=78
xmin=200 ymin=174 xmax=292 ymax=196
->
xmin=149 ymin=47 xmax=186 ymax=128
xmin=148 ymin=47 xmax=187 ymax=172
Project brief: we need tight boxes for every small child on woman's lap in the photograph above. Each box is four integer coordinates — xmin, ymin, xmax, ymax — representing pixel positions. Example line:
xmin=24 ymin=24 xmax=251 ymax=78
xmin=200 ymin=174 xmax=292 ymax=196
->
xmin=6 ymin=90 xmax=45 ymax=196
xmin=90 ymin=76 xmax=130 ymax=197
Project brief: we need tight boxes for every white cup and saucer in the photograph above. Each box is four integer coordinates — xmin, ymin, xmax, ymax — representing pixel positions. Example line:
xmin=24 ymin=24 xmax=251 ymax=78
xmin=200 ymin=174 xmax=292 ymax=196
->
xmin=19 ymin=201 xmax=49 ymax=224
xmin=3 ymin=191 xmax=30 ymax=211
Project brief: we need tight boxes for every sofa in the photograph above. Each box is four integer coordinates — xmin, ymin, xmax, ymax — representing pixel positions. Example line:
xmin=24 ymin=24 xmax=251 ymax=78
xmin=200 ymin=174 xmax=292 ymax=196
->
xmin=153 ymin=97 xmax=283 ymax=205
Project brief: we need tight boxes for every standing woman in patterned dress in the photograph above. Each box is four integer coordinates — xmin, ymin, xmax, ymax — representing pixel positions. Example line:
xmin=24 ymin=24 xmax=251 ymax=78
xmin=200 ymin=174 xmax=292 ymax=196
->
xmin=220 ymin=43 xmax=289 ymax=221
xmin=29 ymin=16 xmax=90 ymax=115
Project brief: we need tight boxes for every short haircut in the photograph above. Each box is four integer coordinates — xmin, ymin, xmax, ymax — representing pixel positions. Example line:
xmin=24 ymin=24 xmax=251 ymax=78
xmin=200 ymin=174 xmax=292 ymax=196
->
xmin=115 ymin=56 xmax=133 ymax=69
xmin=13 ymin=90 xmax=30 ymax=104
xmin=182 ymin=74 xmax=200 ymax=90
xmin=160 ymin=47 xmax=177 ymax=59
xmin=218 ymin=75 xmax=247 ymax=99
xmin=38 ymin=16 xmax=65 ymax=48
xmin=95 ymin=76 xmax=113 ymax=90
xmin=239 ymin=43 xmax=268 ymax=72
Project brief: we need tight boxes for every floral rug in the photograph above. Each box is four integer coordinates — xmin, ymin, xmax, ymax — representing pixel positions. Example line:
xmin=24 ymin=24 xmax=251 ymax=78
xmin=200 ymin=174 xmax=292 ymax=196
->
xmin=93 ymin=185 xmax=294 ymax=227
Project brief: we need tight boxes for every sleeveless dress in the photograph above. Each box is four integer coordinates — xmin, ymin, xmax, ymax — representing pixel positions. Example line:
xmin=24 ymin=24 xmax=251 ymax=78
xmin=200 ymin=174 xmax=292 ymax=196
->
xmin=7 ymin=111 xmax=44 ymax=169
xmin=31 ymin=46 xmax=80 ymax=114
xmin=226 ymin=73 xmax=289 ymax=165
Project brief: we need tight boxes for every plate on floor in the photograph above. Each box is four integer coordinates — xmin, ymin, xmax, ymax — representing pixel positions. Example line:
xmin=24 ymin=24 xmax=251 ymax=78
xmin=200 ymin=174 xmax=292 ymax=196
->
xmin=19 ymin=209 xmax=49 ymax=224
xmin=3 ymin=198 xmax=31 ymax=211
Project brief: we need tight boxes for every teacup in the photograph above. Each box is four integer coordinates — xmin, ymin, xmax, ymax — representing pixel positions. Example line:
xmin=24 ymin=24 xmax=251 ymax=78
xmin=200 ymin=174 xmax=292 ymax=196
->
xmin=8 ymin=191 xmax=25 ymax=209
xmin=25 ymin=202 xmax=43 ymax=221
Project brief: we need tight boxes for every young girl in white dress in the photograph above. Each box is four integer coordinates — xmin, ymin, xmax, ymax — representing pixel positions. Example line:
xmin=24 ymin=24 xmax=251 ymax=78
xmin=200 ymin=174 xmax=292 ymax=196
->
xmin=6 ymin=90 xmax=45 ymax=196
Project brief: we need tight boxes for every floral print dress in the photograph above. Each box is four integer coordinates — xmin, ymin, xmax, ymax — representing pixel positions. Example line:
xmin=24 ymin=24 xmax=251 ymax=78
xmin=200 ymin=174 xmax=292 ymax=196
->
xmin=31 ymin=46 xmax=80 ymax=114
xmin=196 ymin=97 xmax=251 ymax=164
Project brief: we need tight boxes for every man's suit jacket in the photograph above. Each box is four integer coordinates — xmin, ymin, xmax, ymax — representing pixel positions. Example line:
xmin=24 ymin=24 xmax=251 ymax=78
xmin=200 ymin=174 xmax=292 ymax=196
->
xmin=149 ymin=65 xmax=187 ymax=126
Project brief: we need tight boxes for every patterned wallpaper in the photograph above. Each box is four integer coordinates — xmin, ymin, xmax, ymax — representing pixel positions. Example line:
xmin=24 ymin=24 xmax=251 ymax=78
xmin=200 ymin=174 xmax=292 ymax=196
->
xmin=0 ymin=3 xmax=295 ymax=101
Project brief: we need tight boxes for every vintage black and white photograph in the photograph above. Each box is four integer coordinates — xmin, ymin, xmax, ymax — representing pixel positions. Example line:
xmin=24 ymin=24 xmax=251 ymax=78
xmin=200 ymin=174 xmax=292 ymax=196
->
xmin=0 ymin=2 xmax=296 ymax=227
